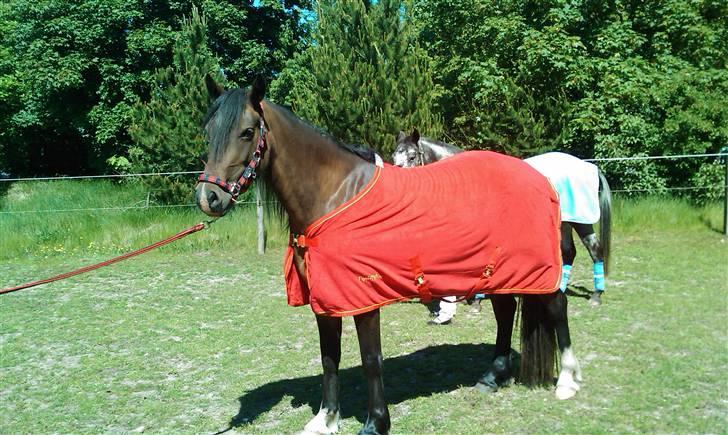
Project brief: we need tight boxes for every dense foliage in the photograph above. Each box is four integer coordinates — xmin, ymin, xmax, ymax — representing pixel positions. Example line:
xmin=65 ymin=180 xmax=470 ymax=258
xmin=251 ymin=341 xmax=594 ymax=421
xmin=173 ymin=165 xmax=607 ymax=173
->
xmin=270 ymin=0 xmax=442 ymax=155
xmin=409 ymin=0 xmax=727 ymax=198
xmin=0 ymin=0 xmax=310 ymax=177
xmin=0 ymin=0 xmax=725 ymax=203
xmin=124 ymin=7 xmax=222 ymax=203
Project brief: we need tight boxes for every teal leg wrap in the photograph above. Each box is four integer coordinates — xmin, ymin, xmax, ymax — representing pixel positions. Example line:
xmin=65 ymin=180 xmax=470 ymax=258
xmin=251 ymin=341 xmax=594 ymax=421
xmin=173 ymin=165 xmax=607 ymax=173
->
xmin=560 ymin=265 xmax=572 ymax=292
xmin=593 ymin=261 xmax=605 ymax=291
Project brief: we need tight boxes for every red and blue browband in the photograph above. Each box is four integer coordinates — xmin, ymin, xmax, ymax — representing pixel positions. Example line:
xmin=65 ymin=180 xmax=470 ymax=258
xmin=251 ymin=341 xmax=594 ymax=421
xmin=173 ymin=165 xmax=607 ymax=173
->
xmin=197 ymin=117 xmax=267 ymax=200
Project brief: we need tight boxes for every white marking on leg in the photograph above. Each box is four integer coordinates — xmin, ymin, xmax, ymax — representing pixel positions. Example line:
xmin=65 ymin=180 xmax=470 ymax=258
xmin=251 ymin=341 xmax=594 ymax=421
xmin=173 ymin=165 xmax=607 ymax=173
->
xmin=300 ymin=406 xmax=340 ymax=434
xmin=555 ymin=346 xmax=581 ymax=400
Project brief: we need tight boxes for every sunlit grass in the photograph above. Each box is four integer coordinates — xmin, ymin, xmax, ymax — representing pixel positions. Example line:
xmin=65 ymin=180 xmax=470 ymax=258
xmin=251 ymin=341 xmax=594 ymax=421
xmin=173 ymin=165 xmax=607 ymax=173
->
xmin=612 ymin=195 xmax=724 ymax=234
xmin=0 ymin=179 xmax=288 ymax=261
xmin=1 ymin=180 xmax=726 ymax=433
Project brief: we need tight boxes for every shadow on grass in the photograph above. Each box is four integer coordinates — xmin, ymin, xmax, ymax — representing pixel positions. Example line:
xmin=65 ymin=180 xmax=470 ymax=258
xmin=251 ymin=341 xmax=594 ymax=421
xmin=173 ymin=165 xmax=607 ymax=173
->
xmin=699 ymin=211 xmax=726 ymax=234
xmin=222 ymin=343 xmax=513 ymax=431
xmin=0 ymin=180 xmax=11 ymax=206
xmin=565 ymin=285 xmax=592 ymax=300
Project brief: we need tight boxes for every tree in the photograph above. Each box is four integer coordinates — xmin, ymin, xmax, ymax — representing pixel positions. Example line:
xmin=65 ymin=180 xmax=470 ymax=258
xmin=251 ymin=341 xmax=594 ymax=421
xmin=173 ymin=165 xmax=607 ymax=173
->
xmin=410 ymin=0 xmax=574 ymax=156
xmin=0 ymin=0 xmax=182 ymax=176
xmin=413 ymin=0 xmax=728 ymax=199
xmin=0 ymin=0 xmax=311 ymax=177
xmin=271 ymin=0 xmax=442 ymax=155
xmin=0 ymin=2 xmax=20 ymax=174
xmin=202 ymin=0 xmax=312 ymax=85
xmin=126 ymin=6 xmax=223 ymax=203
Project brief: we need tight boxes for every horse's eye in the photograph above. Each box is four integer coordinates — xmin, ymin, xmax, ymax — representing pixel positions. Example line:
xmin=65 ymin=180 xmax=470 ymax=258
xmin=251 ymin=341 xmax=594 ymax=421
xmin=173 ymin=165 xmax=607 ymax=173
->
xmin=240 ymin=128 xmax=254 ymax=140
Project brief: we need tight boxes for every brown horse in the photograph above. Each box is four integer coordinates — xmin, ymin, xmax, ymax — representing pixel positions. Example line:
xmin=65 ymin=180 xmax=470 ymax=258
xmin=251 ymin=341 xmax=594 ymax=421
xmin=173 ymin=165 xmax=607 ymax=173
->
xmin=195 ymin=77 xmax=580 ymax=435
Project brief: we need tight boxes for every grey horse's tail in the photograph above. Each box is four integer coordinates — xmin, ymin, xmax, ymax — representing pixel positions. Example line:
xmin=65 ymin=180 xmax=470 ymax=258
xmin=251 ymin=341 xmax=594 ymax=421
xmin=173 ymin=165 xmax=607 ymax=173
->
xmin=598 ymin=169 xmax=612 ymax=276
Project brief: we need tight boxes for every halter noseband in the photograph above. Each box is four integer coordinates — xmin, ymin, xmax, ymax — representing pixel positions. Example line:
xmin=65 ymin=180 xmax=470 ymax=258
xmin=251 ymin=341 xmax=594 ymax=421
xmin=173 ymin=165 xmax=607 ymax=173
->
xmin=415 ymin=139 xmax=426 ymax=166
xmin=198 ymin=116 xmax=268 ymax=201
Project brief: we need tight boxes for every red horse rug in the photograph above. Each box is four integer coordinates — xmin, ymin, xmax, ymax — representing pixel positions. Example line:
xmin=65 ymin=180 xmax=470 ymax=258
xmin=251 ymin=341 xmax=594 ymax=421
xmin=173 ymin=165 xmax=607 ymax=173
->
xmin=285 ymin=151 xmax=562 ymax=317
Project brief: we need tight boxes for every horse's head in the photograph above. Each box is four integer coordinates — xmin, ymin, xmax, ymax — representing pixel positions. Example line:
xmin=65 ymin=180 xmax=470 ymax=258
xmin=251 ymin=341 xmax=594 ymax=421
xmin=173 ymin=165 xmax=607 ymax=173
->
xmin=196 ymin=75 xmax=267 ymax=217
xmin=391 ymin=128 xmax=421 ymax=167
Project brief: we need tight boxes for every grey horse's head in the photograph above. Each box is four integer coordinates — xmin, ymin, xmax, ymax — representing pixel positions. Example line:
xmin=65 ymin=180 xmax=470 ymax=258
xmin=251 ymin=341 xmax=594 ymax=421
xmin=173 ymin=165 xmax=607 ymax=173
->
xmin=391 ymin=128 xmax=462 ymax=167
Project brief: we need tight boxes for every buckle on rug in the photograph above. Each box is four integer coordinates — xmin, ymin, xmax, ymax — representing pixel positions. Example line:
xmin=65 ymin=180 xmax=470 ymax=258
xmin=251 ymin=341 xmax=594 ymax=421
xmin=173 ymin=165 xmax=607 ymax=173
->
xmin=291 ymin=235 xmax=305 ymax=248
xmin=291 ymin=234 xmax=317 ymax=249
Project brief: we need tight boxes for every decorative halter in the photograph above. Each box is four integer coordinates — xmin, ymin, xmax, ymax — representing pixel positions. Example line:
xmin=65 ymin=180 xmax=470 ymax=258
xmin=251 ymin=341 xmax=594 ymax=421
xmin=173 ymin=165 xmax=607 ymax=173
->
xmin=197 ymin=116 xmax=268 ymax=201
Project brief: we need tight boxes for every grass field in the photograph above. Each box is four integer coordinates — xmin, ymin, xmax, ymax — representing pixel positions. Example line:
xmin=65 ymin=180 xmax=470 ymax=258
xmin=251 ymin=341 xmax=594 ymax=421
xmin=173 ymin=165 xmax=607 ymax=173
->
xmin=1 ymin=180 xmax=727 ymax=433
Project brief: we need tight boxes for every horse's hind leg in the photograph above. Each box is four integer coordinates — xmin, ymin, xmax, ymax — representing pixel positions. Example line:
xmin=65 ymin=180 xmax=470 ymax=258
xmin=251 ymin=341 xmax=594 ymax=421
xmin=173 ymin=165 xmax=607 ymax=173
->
xmin=560 ymin=223 xmax=577 ymax=292
xmin=543 ymin=291 xmax=582 ymax=400
xmin=573 ymin=223 xmax=605 ymax=305
xmin=476 ymin=294 xmax=516 ymax=393
xmin=354 ymin=309 xmax=390 ymax=435
xmin=303 ymin=315 xmax=343 ymax=434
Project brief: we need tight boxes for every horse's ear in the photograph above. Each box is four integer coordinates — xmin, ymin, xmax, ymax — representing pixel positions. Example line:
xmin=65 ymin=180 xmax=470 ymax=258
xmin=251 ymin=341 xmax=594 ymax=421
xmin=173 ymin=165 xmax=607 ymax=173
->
xmin=396 ymin=131 xmax=407 ymax=143
xmin=205 ymin=73 xmax=224 ymax=101
xmin=250 ymin=75 xmax=266 ymax=112
xmin=411 ymin=128 xmax=420 ymax=144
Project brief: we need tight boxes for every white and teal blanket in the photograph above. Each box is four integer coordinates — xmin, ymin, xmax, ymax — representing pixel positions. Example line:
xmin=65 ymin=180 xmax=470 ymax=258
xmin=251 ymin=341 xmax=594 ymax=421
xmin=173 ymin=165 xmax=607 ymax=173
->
xmin=525 ymin=152 xmax=600 ymax=224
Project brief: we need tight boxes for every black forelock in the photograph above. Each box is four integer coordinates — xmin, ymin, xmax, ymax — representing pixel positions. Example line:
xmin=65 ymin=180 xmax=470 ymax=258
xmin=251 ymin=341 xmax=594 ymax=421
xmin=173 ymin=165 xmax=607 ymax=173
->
xmin=202 ymin=88 xmax=247 ymax=159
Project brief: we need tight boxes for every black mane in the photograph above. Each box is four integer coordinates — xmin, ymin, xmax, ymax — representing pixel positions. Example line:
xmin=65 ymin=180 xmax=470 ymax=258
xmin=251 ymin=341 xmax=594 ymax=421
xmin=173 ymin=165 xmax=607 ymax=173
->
xmin=340 ymin=142 xmax=377 ymax=164
xmin=419 ymin=136 xmax=462 ymax=152
xmin=203 ymin=89 xmax=376 ymax=164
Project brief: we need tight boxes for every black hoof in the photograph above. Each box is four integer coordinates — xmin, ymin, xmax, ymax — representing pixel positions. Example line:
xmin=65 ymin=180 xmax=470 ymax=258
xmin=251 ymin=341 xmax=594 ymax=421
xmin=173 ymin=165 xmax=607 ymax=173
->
xmin=476 ymin=355 xmax=513 ymax=393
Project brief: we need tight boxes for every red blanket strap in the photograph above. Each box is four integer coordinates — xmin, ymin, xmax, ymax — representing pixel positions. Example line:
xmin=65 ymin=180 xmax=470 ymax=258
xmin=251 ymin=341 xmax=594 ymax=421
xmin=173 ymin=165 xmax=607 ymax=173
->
xmin=409 ymin=256 xmax=432 ymax=303
xmin=437 ymin=247 xmax=503 ymax=303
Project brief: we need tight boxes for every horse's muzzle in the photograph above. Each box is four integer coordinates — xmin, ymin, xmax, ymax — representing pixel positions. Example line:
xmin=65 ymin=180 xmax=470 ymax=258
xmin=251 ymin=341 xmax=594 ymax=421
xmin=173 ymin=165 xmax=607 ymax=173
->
xmin=195 ymin=183 xmax=231 ymax=217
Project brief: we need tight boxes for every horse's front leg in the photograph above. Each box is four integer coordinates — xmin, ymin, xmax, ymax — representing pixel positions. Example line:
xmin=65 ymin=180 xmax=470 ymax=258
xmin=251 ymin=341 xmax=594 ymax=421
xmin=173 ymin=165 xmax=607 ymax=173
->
xmin=354 ymin=309 xmax=390 ymax=435
xmin=302 ymin=315 xmax=342 ymax=434
xmin=476 ymin=294 xmax=516 ymax=392
xmin=543 ymin=291 xmax=582 ymax=400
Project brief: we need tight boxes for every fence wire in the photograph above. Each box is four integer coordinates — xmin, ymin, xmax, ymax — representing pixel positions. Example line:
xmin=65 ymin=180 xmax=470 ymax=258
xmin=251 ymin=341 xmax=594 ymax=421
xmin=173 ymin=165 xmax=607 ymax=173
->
xmin=0 ymin=200 xmax=276 ymax=215
xmin=0 ymin=187 xmax=724 ymax=215
xmin=1 ymin=152 xmax=726 ymax=183
xmin=0 ymin=152 xmax=725 ymax=215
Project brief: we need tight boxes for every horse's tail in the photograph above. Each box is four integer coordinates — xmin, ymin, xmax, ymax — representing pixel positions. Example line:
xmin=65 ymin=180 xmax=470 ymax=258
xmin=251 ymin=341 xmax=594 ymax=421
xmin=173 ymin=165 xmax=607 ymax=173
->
xmin=519 ymin=295 xmax=556 ymax=387
xmin=598 ymin=169 xmax=612 ymax=276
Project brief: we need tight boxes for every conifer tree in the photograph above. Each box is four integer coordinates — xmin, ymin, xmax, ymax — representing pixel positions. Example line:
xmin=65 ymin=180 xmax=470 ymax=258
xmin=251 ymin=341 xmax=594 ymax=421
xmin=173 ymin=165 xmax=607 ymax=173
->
xmin=276 ymin=0 xmax=442 ymax=154
xmin=126 ymin=6 xmax=224 ymax=203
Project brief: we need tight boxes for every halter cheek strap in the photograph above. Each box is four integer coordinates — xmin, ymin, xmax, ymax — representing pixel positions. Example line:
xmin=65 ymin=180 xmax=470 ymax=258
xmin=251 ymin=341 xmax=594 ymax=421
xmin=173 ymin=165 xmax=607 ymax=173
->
xmin=198 ymin=117 xmax=268 ymax=201
xmin=415 ymin=140 xmax=426 ymax=166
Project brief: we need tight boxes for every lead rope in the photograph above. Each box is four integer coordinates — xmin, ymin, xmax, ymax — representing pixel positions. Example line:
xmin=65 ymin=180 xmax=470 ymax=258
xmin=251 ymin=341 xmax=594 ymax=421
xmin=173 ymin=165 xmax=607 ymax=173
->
xmin=0 ymin=220 xmax=215 ymax=295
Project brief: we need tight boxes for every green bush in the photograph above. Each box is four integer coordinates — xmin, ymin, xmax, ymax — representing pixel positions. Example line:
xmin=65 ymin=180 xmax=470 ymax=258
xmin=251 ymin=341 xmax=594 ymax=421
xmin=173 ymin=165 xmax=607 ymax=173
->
xmin=688 ymin=161 xmax=726 ymax=205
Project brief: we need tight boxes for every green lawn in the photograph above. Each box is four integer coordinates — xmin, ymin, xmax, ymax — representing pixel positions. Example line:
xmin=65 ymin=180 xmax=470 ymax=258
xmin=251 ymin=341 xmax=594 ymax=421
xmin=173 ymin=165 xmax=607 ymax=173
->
xmin=1 ymin=183 xmax=727 ymax=433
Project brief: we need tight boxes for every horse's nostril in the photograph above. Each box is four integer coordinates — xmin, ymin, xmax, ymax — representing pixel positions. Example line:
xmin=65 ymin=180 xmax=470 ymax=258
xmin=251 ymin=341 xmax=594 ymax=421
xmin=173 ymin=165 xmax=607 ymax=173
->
xmin=207 ymin=190 xmax=219 ymax=207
